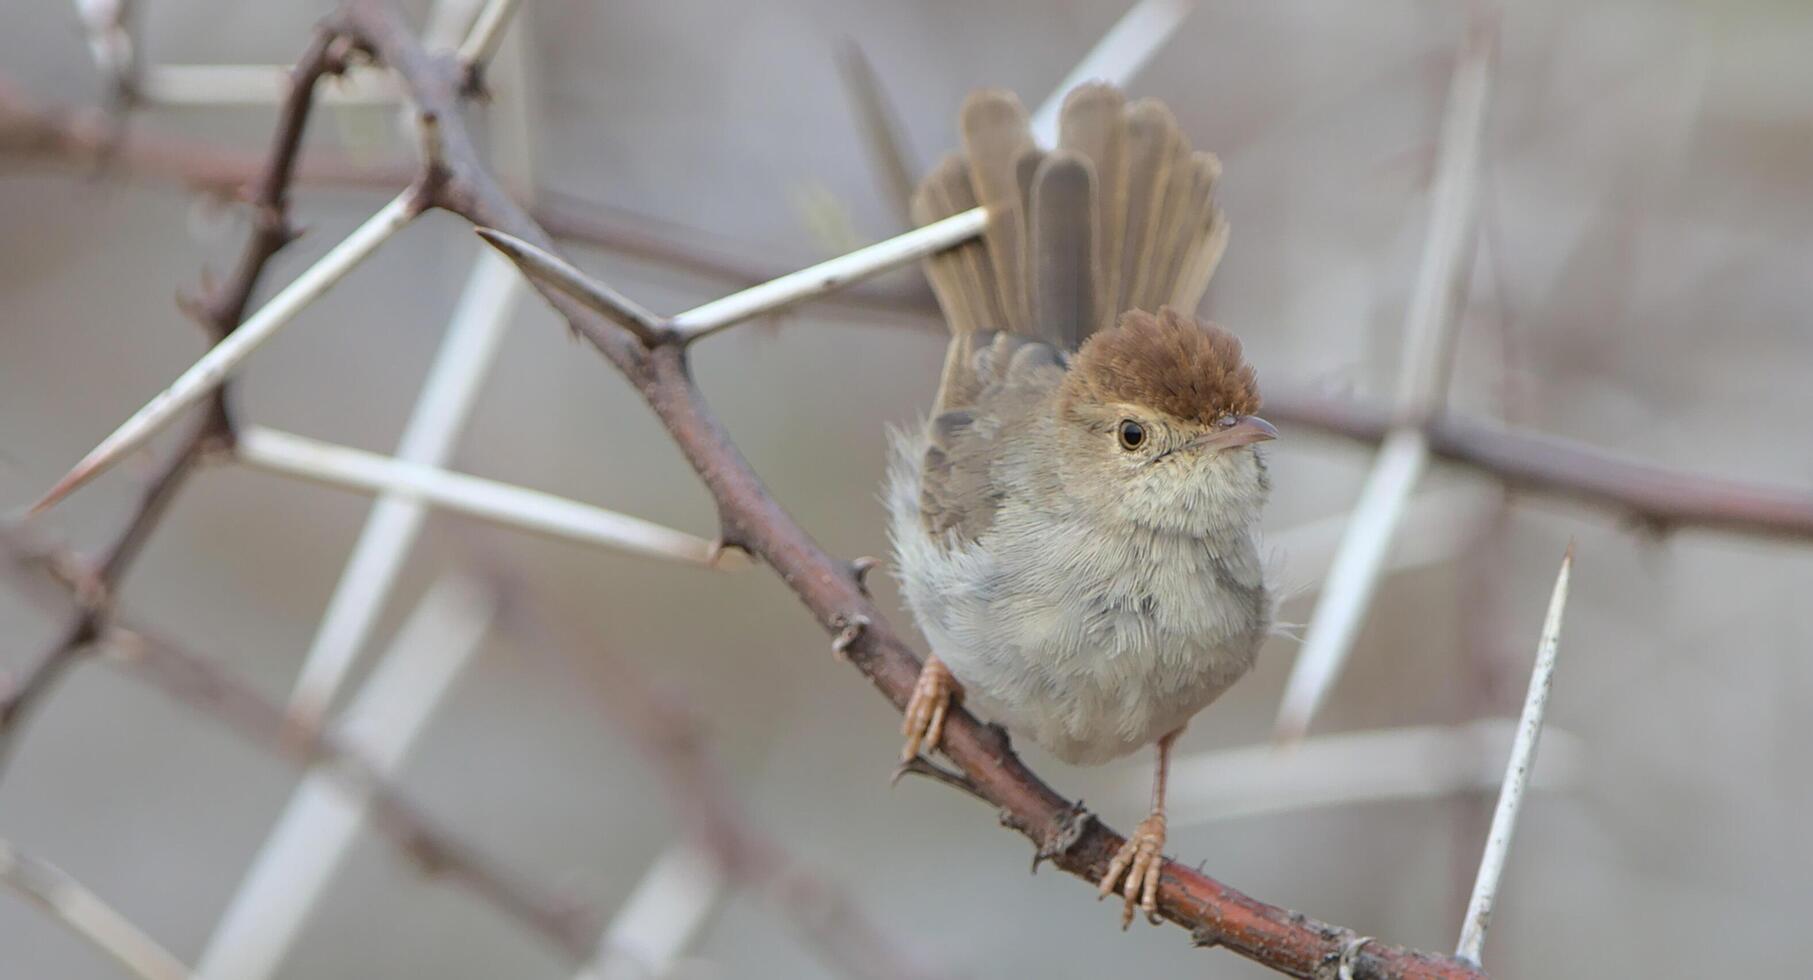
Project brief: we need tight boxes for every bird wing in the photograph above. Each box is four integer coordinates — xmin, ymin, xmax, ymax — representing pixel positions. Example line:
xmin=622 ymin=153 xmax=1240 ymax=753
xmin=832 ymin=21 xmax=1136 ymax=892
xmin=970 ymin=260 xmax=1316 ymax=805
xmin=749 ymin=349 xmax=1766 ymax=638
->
xmin=917 ymin=332 xmax=1065 ymax=544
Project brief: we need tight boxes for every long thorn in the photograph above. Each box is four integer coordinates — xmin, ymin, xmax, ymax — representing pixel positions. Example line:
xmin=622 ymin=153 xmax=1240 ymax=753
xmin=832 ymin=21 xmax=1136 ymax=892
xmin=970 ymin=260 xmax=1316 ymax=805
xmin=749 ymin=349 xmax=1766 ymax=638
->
xmin=1455 ymin=542 xmax=1573 ymax=966
xmin=235 ymin=426 xmax=718 ymax=566
xmin=31 ymin=190 xmax=420 ymax=514
xmin=475 ymin=228 xmax=668 ymax=344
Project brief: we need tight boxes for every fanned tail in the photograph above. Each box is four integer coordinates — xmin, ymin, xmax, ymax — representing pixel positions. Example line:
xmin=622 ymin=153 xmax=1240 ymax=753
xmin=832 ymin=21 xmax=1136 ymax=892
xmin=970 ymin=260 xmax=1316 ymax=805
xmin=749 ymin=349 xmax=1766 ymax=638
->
xmin=913 ymin=84 xmax=1228 ymax=403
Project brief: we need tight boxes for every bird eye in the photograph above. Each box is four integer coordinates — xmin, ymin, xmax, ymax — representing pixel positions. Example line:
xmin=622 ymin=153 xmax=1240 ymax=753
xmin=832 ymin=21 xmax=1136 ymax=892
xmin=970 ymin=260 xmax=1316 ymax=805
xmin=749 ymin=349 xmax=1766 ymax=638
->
xmin=1117 ymin=419 xmax=1146 ymax=450
xmin=1214 ymin=414 xmax=1238 ymax=429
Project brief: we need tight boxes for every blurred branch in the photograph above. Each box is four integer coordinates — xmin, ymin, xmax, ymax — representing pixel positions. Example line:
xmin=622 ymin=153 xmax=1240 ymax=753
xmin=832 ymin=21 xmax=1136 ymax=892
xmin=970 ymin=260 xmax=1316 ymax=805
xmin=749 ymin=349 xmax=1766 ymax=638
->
xmin=335 ymin=2 xmax=1482 ymax=974
xmin=518 ymin=601 xmax=939 ymax=980
xmin=0 ymin=837 xmax=192 ymax=980
xmin=1264 ymin=387 xmax=1813 ymax=543
xmin=1276 ymin=18 xmax=1494 ymax=743
xmin=199 ymin=576 xmax=498 ymax=979
xmin=0 ymin=535 xmax=598 ymax=959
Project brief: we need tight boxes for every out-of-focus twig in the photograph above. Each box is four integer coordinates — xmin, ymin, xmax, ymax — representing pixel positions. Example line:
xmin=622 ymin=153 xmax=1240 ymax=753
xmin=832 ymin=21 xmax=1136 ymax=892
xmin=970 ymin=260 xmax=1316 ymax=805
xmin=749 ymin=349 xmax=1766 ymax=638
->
xmin=1275 ymin=19 xmax=1495 ymax=742
xmin=0 ymin=533 xmax=597 ymax=960
xmin=1263 ymin=387 xmax=1813 ymax=544
xmin=1455 ymin=545 xmax=1573 ymax=966
xmin=578 ymin=844 xmax=726 ymax=980
xmin=835 ymin=40 xmax=918 ymax=228
xmin=199 ymin=576 xmax=497 ymax=980
xmin=0 ymin=837 xmax=192 ymax=980
xmin=516 ymin=600 xmax=938 ymax=980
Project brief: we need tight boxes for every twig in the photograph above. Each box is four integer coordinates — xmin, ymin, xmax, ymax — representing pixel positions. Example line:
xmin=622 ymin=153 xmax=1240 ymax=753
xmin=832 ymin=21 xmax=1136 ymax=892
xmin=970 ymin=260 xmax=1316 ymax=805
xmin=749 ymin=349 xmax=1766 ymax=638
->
xmin=199 ymin=576 xmax=496 ymax=980
xmin=235 ymin=426 xmax=719 ymax=565
xmin=0 ymin=838 xmax=192 ymax=980
xmin=1274 ymin=19 xmax=1495 ymax=742
xmin=1455 ymin=544 xmax=1573 ymax=966
xmin=1263 ymin=387 xmax=1813 ymax=543
xmin=337 ymin=1 xmax=1485 ymax=973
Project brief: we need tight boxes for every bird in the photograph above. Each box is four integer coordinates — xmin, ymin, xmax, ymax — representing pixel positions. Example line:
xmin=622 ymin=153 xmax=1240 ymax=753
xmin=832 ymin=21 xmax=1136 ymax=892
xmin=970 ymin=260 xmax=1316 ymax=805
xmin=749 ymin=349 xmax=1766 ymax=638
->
xmin=886 ymin=84 xmax=1276 ymax=928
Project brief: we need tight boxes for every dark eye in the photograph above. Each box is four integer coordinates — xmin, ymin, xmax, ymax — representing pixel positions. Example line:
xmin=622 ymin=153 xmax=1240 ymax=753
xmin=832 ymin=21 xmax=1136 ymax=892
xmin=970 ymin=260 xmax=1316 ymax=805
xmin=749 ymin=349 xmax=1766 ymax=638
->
xmin=1117 ymin=419 xmax=1146 ymax=450
xmin=1214 ymin=414 xmax=1238 ymax=429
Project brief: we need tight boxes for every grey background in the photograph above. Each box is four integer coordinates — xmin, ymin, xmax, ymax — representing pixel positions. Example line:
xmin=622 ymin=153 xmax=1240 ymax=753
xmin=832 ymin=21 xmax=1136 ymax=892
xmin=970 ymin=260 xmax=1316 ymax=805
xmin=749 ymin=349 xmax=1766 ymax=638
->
xmin=4 ymin=0 xmax=1812 ymax=977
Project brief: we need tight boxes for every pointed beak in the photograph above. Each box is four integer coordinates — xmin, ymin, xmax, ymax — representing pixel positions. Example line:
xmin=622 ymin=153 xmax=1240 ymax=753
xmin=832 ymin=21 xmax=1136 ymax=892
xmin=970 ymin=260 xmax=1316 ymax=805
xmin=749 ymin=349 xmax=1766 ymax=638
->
xmin=1187 ymin=415 xmax=1279 ymax=453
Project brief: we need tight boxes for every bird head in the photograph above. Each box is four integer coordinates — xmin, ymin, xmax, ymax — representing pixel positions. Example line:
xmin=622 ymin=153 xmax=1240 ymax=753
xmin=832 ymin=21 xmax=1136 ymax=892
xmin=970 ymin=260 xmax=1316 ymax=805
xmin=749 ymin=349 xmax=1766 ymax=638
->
xmin=1056 ymin=307 xmax=1275 ymax=535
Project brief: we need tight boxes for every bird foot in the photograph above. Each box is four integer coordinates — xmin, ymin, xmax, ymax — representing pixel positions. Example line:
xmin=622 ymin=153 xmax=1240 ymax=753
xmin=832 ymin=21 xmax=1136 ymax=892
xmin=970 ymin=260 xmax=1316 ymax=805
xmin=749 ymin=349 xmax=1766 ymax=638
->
xmin=1097 ymin=811 xmax=1166 ymax=928
xmin=900 ymin=655 xmax=959 ymax=761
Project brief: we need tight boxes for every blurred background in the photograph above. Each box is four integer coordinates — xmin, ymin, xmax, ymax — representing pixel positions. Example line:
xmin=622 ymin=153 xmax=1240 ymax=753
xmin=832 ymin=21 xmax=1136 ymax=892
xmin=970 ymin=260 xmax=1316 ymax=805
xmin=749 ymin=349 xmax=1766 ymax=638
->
xmin=3 ymin=0 xmax=1812 ymax=977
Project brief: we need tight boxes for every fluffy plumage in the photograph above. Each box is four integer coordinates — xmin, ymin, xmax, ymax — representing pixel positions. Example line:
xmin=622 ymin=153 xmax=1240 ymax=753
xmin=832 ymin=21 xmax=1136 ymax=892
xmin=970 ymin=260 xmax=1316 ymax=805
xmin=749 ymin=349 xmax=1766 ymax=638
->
xmin=891 ymin=85 xmax=1270 ymax=767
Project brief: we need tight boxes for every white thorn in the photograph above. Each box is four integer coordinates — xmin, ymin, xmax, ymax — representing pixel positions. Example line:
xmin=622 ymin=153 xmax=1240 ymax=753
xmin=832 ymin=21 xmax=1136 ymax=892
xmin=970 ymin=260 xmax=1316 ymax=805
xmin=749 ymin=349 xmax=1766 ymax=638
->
xmin=32 ymin=190 xmax=420 ymax=514
xmin=1456 ymin=544 xmax=1573 ymax=966
xmin=235 ymin=426 xmax=719 ymax=567
xmin=1029 ymin=0 xmax=1196 ymax=145
xmin=667 ymin=208 xmax=987 ymax=340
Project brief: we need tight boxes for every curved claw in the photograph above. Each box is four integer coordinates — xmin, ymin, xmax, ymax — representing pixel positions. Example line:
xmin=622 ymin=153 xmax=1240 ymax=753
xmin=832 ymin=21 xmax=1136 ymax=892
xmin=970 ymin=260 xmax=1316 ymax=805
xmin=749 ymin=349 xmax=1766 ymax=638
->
xmin=900 ymin=655 xmax=959 ymax=761
xmin=1097 ymin=812 xmax=1166 ymax=929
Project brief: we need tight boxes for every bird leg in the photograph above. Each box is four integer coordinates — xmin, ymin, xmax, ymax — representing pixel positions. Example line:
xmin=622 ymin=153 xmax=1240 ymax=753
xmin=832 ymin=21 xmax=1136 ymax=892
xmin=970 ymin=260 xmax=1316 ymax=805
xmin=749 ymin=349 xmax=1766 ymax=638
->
xmin=1098 ymin=728 xmax=1181 ymax=928
xmin=900 ymin=654 xmax=960 ymax=761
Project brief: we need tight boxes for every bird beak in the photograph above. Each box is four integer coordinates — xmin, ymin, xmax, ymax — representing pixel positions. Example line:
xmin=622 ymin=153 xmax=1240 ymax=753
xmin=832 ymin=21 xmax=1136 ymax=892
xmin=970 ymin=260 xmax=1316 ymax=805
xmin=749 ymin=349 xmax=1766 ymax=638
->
xmin=1186 ymin=415 xmax=1279 ymax=453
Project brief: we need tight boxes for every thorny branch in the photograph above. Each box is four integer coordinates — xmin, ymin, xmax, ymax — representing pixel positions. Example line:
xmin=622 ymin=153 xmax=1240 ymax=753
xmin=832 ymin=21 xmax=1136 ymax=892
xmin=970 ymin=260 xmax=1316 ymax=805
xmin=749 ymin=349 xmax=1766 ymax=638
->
xmin=332 ymin=1 xmax=1482 ymax=975
xmin=0 ymin=30 xmax=353 ymax=774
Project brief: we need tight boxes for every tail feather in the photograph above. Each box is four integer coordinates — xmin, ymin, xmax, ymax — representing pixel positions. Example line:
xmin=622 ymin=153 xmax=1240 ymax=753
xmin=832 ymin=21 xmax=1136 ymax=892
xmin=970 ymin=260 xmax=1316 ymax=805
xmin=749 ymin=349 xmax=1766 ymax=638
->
xmin=959 ymin=91 xmax=1036 ymax=334
xmin=913 ymin=84 xmax=1227 ymax=409
xmin=1056 ymin=84 xmax=1128 ymax=333
xmin=1029 ymin=151 xmax=1096 ymax=351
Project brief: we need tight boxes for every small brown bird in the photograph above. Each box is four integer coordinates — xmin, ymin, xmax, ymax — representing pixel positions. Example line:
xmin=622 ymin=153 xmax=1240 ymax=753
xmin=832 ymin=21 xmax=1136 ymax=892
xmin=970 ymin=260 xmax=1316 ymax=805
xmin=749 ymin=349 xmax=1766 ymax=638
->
xmin=888 ymin=85 xmax=1275 ymax=927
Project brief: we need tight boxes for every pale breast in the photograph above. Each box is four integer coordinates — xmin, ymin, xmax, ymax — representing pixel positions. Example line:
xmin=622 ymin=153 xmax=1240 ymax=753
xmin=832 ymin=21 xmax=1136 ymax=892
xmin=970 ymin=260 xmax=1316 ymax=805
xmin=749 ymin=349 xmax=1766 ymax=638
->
xmin=887 ymin=430 xmax=1269 ymax=765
